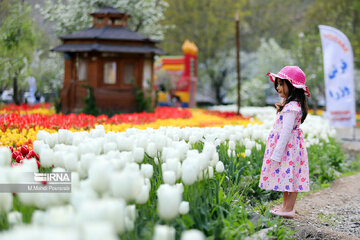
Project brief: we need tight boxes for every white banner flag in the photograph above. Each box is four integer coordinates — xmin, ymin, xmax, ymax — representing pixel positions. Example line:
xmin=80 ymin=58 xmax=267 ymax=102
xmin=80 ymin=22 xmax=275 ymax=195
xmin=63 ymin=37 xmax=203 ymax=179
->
xmin=319 ymin=25 xmax=356 ymax=127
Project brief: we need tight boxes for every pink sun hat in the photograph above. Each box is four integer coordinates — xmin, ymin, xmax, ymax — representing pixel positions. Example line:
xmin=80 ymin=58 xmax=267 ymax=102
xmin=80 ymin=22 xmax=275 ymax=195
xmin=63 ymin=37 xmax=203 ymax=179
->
xmin=267 ymin=66 xmax=310 ymax=97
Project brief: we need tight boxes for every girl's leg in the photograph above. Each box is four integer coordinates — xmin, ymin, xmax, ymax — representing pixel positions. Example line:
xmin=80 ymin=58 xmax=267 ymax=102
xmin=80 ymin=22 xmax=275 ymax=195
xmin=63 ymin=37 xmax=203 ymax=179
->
xmin=282 ymin=192 xmax=288 ymax=210
xmin=284 ymin=192 xmax=297 ymax=212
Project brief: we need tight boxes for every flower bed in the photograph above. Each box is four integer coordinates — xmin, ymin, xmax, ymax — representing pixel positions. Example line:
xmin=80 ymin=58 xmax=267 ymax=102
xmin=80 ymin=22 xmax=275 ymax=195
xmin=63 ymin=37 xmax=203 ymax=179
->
xmin=0 ymin=104 xmax=348 ymax=239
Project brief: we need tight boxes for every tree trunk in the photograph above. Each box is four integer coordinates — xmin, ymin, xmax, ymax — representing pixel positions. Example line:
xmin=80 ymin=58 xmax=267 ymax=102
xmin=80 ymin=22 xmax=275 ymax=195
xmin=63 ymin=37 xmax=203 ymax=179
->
xmin=313 ymin=100 xmax=318 ymax=115
xmin=13 ymin=75 xmax=19 ymax=105
xmin=214 ymin=80 xmax=222 ymax=105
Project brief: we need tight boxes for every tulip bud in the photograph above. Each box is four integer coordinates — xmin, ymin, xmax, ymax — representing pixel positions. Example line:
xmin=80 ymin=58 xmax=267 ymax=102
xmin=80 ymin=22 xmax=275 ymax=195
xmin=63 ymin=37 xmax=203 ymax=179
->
xmin=146 ymin=142 xmax=157 ymax=158
xmin=141 ymin=164 xmax=153 ymax=179
xmin=245 ymin=149 xmax=251 ymax=157
xmin=215 ymin=161 xmax=224 ymax=173
xmin=181 ymin=159 xmax=199 ymax=185
xmin=228 ymin=140 xmax=236 ymax=151
xmin=157 ymin=184 xmax=182 ymax=221
xmin=103 ymin=142 xmax=117 ymax=154
xmin=181 ymin=229 xmax=206 ymax=240
xmin=132 ymin=147 xmax=144 ymax=163
xmin=0 ymin=147 xmax=11 ymax=167
xmin=0 ymin=193 xmax=13 ymax=213
xmin=163 ymin=171 xmax=176 ymax=185
xmin=256 ymin=143 xmax=262 ymax=151
xmin=179 ymin=201 xmax=189 ymax=215
xmin=153 ymin=225 xmax=175 ymax=240
xmin=8 ymin=211 xmax=22 ymax=225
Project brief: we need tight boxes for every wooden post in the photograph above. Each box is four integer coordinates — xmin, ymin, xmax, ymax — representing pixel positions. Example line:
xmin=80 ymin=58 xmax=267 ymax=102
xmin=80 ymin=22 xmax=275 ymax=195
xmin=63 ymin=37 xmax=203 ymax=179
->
xmin=236 ymin=12 xmax=241 ymax=115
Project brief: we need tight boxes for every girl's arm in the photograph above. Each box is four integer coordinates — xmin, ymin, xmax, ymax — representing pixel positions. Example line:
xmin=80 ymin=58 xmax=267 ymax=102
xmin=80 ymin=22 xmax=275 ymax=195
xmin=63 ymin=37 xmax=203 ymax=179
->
xmin=270 ymin=111 xmax=297 ymax=162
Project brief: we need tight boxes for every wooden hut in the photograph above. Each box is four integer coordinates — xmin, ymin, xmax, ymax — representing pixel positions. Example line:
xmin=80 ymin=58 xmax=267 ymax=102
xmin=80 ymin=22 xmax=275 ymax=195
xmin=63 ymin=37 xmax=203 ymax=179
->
xmin=53 ymin=6 xmax=165 ymax=113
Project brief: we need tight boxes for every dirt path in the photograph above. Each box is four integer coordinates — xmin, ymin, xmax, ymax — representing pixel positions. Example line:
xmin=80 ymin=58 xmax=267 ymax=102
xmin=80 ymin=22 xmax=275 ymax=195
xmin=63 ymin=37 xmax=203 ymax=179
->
xmin=286 ymin=172 xmax=360 ymax=239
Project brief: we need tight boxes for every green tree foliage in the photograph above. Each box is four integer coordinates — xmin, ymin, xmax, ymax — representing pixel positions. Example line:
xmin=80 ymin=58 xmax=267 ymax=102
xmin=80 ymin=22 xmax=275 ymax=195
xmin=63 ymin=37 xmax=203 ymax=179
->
xmin=81 ymin=84 xmax=99 ymax=116
xmin=38 ymin=0 xmax=169 ymax=39
xmin=0 ymin=2 xmax=38 ymax=104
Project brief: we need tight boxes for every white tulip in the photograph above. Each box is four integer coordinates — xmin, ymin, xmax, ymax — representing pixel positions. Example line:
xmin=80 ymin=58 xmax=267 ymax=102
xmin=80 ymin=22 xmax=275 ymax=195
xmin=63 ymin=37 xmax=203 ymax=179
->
xmin=0 ymin=193 xmax=13 ymax=212
xmin=0 ymin=147 xmax=11 ymax=167
xmin=125 ymin=216 xmax=135 ymax=231
xmin=228 ymin=140 xmax=236 ymax=151
xmin=208 ymin=166 xmax=214 ymax=178
xmin=215 ymin=161 xmax=225 ymax=173
xmin=32 ymin=210 xmax=45 ymax=225
xmin=79 ymin=199 xmax=126 ymax=234
xmin=58 ymin=129 xmax=73 ymax=145
xmin=196 ymin=153 xmax=208 ymax=171
xmin=146 ymin=142 xmax=157 ymax=158
xmin=103 ymin=142 xmax=117 ymax=153
xmin=210 ymin=152 xmax=219 ymax=167
xmin=157 ymin=184 xmax=182 ymax=221
xmin=256 ymin=143 xmax=262 ymax=151
xmin=46 ymin=132 xmax=58 ymax=148
xmin=154 ymin=157 xmax=159 ymax=165
xmin=7 ymin=211 xmax=22 ymax=225
xmin=135 ymin=184 xmax=150 ymax=204
xmin=181 ymin=158 xmax=199 ymax=185
xmin=53 ymin=151 xmax=66 ymax=168
xmin=89 ymin=160 xmax=113 ymax=194
xmin=79 ymin=153 xmax=95 ymax=178
xmin=163 ymin=170 xmax=176 ymax=185
xmin=181 ymin=229 xmax=206 ymax=240
xmin=214 ymin=138 xmax=222 ymax=146
xmin=154 ymin=134 xmax=167 ymax=151
xmin=70 ymin=188 xmax=98 ymax=209
xmin=64 ymin=152 xmax=78 ymax=171
xmin=117 ymin=136 xmax=134 ymax=151
xmin=71 ymin=172 xmax=80 ymax=190
xmin=90 ymin=126 xmax=105 ymax=138
xmin=227 ymin=149 xmax=232 ymax=157
xmin=166 ymin=157 xmax=181 ymax=179
xmin=39 ymin=148 xmax=54 ymax=168
xmin=126 ymin=204 xmax=136 ymax=222
xmin=120 ymin=151 xmax=134 ymax=163
xmin=153 ymin=225 xmax=176 ymax=240
xmin=245 ymin=149 xmax=251 ymax=157
xmin=82 ymin=221 xmax=118 ymax=240
xmin=132 ymin=147 xmax=145 ymax=163
xmin=32 ymin=140 xmax=45 ymax=154
xmin=141 ymin=164 xmax=153 ymax=179
xmin=179 ymin=201 xmax=189 ymax=215
xmin=176 ymin=183 xmax=184 ymax=194
xmin=110 ymin=165 xmax=144 ymax=201
xmin=36 ymin=130 xmax=50 ymax=142
xmin=21 ymin=158 xmax=38 ymax=173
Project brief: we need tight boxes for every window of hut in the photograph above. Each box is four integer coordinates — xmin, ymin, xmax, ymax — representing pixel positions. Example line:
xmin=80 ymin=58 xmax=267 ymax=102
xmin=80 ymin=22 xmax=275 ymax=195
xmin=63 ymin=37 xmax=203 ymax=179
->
xmin=123 ymin=62 xmax=135 ymax=85
xmin=104 ymin=62 xmax=117 ymax=84
xmin=76 ymin=57 xmax=87 ymax=81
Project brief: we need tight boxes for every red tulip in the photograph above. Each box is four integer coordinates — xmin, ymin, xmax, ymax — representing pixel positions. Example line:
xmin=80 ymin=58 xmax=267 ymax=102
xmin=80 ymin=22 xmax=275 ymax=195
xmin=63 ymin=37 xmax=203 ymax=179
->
xmin=15 ymin=155 xmax=23 ymax=163
xmin=12 ymin=151 xmax=21 ymax=160
xmin=20 ymin=145 xmax=29 ymax=156
xmin=26 ymin=150 xmax=39 ymax=160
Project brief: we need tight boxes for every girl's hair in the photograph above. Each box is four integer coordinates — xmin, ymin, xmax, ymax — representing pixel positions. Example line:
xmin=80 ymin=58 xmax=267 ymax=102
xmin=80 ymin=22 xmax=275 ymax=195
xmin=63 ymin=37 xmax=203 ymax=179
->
xmin=274 ymin=78 xmax=308 ymax=123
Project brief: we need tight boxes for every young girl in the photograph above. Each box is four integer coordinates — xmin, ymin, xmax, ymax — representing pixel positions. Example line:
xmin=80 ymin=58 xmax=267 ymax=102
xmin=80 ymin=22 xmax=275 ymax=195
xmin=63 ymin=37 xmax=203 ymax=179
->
xmin=259 ymin=66 xmax=310 ymax=218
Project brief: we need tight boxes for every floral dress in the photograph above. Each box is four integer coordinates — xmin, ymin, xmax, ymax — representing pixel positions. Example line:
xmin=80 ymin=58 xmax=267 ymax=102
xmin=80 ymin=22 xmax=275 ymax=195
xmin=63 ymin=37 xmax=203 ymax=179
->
xmin=259 ymin=101 xmax=310 ymax=192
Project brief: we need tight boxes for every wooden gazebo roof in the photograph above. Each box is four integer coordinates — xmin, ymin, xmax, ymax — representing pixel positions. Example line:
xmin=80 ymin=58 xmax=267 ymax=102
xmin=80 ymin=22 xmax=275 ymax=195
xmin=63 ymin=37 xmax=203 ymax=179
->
xmin=52 ymin=6 xmax=165 ymax=54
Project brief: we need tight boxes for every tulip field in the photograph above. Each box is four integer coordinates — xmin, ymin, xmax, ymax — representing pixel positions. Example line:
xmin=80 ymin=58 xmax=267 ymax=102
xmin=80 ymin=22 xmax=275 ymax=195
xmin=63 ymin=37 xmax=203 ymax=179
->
xmin=0 ymin=103 xmax=353 ymax=239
